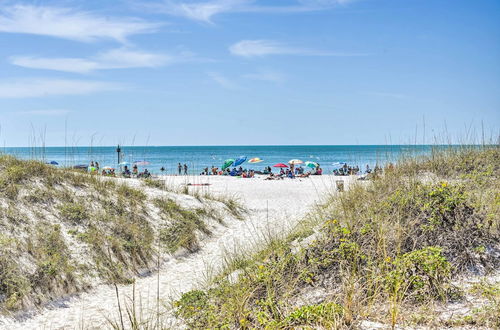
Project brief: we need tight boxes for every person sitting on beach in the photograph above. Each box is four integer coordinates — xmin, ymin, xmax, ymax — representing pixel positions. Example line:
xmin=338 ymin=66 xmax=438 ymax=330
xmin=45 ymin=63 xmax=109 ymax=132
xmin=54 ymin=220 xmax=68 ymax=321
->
xmin=298 ymin=172 xmax=311 ymax=178
xmin=265 ymin=173 xmax=275 ymax=180
xmin=122 ymin=166 xmax=131 ymax=178
xmin=365 ymin=164 xmax=371 ymax=174
xmin=316 ymin=167 xmax=323 ymax=175
xmin=133 ymin=164 xmax=138 ymax=175
xmin=287 ymin=170 xmax=295 ymax=178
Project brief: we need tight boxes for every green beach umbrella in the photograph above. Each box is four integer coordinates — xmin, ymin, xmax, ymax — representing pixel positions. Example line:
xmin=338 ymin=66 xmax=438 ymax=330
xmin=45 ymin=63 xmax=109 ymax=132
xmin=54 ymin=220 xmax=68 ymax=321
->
xmin=222 ymin=158 xmax=235 ymax=170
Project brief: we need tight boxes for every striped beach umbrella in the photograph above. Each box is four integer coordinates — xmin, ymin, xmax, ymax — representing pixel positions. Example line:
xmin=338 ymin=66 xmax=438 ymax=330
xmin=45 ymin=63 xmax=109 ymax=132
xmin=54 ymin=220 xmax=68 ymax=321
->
xmin=248 ymin=157 xmax=263 ymax=163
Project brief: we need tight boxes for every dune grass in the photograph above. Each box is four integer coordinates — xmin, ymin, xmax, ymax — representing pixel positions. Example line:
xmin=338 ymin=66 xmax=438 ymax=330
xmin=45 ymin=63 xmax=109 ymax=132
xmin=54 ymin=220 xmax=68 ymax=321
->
xmin=0 ymin=155 xmax=242 ymax=313
xmin=174 ymin=146 xmax=499 ymax=328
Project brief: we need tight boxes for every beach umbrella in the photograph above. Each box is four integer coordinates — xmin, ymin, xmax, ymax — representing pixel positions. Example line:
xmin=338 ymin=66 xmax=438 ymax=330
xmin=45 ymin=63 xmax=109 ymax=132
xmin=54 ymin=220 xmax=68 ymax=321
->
xmin=119 ymin=161 xmax=129 ymax=166
xmin=248 ymin=157 xmax=263 ymax=163
xmin=288 ymin=159 xmax=303 ymax=165
xmin=134 ymin=160 xmax=150 ymax=166
xmin=222 ymin=159 xmax=235 ymax=170
xmin=305 ymin=161 xmax=319 ymax=168
xmin=47 ymin=160 xmax=58 ymax=165
xmin=102 ymin=166 xmax=114 ymax=170
xmin=273 ymin=163 xmax=289 ymax=168
xmin=233 ymin=156 xmax=247 ymax=167
xmin=331 ymin=162 xmax=345 ymax=168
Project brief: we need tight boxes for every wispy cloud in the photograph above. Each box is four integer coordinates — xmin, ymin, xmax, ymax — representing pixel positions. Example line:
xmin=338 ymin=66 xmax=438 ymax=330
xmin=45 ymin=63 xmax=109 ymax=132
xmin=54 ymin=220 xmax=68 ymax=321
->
xmin=0 ymin=79 xmax=121 ymax=98
xmin=18 ymin=109 xmax=72 ymax=116
xmin=243 ymin=69 xmax=285 ymax=83
xmin=0 ymin=5 xmax=160 ymax=43
xmin=147 ymin=0 xmax=355 ymax=23
xmin=11 ymin=48 xmax=173 ymax=74
xmin=207 ymin=72 xmax=240 ymax=90
xmin=229 ymin=39 xmax=362 ymax=58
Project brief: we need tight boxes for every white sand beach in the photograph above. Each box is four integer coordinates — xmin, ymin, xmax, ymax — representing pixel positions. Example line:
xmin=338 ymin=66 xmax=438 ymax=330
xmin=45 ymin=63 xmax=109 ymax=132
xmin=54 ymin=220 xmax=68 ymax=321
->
xmin=2 ymin=175 xmax=358 ymax=329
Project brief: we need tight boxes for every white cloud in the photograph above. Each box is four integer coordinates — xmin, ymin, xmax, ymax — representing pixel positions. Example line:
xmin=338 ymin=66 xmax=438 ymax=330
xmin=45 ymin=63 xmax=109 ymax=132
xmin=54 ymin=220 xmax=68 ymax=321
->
xmin=207 ymin=72 xmax=240 ymax=90
xmin=18 ymin=109 xmax=72 ymax=116
xmin=149 ymin=0 xmax=354 ymax=23
xmin=243 ymin=70 xmax=284 ymax=83
xmin=11 ymin=48 xmax=172 ymax=74
xmin=0 ymin=79 xmax=121 ymax=98
xmin=229 ymin=39 xmax=358 ymax=58
xmin=0 ymin=5 xmax=160 ymax=43
xmin=229 ymin=40 xmax=297 ymax=57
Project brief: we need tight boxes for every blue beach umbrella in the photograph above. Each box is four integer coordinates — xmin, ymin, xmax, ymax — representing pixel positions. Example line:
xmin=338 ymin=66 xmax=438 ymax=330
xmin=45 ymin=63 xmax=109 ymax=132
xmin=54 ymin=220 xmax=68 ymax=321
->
xmin=46 ymin=161 xmax=58 ymax=165
xmin=233 ymin=156 xmax=247 ymax=167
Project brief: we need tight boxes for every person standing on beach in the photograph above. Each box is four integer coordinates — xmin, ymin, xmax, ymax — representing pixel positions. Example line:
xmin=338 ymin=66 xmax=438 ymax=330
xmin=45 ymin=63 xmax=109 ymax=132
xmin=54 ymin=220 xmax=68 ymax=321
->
xmin=183 ymin=164 xmax=188 ymax=175
xmin=178 ymin=163 xmax=182 ymax=175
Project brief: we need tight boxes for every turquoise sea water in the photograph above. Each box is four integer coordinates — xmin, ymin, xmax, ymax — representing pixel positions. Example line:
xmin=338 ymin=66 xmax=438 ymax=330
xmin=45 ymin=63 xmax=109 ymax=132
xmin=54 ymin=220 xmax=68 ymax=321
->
xmin=2 ymin=145 xmax=436 ymax=174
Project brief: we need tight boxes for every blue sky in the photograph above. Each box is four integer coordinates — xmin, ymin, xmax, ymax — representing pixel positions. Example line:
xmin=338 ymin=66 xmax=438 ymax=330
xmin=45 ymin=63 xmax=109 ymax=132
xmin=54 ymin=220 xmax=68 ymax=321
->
xmin=0 ymin=0 xmax=499 ymax=146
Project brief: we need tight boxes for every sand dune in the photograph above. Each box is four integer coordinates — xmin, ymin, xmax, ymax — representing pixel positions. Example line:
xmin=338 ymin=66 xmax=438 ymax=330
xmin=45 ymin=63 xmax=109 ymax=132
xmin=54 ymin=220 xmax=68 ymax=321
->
xmin=2 ymin=175 xmax=356 ymax=329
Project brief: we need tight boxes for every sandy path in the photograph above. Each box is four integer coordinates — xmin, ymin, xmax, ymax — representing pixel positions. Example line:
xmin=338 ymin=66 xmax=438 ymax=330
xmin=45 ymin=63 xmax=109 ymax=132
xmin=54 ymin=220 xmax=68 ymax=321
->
xmin=1 ymin=175 xmax=356 ymax=329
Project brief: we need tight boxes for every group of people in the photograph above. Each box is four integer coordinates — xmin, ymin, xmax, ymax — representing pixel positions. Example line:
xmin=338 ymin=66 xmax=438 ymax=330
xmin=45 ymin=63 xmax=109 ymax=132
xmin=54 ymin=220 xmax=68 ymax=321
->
xmin=177 ymin=163 xmax=188 ymax=175
xmin=332 ymin=164 xmax=382 ymax=176
xmin=122 ymin=165 xmax=150 ymax=178
xmin=87 ymin=159 xmax=387 ymax=180
xmin=200 ymin=166 xmax=223 ymax=176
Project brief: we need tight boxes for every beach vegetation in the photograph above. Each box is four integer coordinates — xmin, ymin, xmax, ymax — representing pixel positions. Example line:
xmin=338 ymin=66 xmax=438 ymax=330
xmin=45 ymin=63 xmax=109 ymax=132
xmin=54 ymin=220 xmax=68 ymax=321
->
xmin=0 ymin=155 xmax=241 ymax=312
xmin=174 ymin=145 xmax=499 ymax=328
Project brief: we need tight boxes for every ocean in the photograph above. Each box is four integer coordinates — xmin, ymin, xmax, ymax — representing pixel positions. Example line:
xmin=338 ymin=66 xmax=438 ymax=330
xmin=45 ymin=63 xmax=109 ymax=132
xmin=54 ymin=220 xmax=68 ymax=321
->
xmin=2 ymin=145 xmax=436 ymax=174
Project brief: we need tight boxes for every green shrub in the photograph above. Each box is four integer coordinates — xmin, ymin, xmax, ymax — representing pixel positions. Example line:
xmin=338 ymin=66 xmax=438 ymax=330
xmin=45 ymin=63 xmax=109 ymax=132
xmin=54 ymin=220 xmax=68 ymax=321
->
xmin=283 ymin=302 xmax=343 ymax=327
xmin=386 ymin=247 xmax=451 ymax=302
xmin=174 ymin=290 xmax=213 ymax=328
